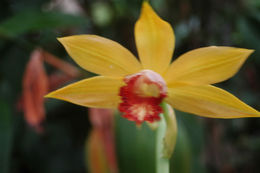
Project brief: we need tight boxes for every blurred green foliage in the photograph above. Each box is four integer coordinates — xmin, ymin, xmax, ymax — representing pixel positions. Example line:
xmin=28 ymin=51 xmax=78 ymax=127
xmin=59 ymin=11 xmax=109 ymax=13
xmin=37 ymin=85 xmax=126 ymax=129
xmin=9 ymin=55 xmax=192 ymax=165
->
xmin=0 ymin=0 xmax=259 ymax=173
xmin=0 ymin=101 xmax=12 ymax=173
xmin=0 ymin=11 xmax=87 ymax=38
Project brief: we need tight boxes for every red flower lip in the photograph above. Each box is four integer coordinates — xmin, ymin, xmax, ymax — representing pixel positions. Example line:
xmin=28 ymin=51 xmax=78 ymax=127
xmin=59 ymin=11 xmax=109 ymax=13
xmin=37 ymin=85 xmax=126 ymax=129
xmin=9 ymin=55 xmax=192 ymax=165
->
xmin=119 ymin=70 xmax=167 ymax=124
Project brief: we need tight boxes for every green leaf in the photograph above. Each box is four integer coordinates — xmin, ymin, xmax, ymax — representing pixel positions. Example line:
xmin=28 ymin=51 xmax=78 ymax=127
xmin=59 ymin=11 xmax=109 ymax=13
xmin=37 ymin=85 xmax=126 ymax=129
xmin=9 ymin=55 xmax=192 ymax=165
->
xmin=237 ymin=17 xmax=260 ymax=63
xmin=115 ymin=110 xmax=205 ymax=173
xmin=115 ymin=113 xmax=156 ymax=173
xmin=173 ymin=111 xmax=206 ymax=173
xmin=170 ymin=121 xmax=192 ymax=173
xmin=0 ymin=100 xmax=12 ymax=173
xmin=0 ymin=10 xmax=87 ymax=38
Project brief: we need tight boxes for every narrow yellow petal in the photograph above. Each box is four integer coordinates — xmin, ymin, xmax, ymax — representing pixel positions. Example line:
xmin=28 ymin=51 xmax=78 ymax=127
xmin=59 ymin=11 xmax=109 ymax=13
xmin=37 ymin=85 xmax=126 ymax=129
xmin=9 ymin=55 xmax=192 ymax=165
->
xmin=164 ymin=46 xmax=254 ymax=86
xmin=135 ymin=2 xmax=175 ymax=74
xmin=58 ymin=35 xmax=142 ymax=77
xmin=166 ymin=85 xmax=260 ymax=118
xmin=45 ymin=76 xmax=124 ymax=108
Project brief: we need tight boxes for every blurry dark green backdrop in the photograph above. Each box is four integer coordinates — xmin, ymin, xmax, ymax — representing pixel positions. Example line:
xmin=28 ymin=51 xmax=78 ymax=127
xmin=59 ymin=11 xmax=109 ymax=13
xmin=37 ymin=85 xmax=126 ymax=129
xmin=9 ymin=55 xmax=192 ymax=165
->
xmin=0 ymin=0 xmax=260 ymax=173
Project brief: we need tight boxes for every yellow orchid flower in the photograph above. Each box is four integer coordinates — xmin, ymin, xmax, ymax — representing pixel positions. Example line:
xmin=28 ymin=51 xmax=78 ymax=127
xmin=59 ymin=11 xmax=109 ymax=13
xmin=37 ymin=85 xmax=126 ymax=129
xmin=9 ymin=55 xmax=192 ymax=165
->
xmin=46 ymin=2 xmax=260 ymax=124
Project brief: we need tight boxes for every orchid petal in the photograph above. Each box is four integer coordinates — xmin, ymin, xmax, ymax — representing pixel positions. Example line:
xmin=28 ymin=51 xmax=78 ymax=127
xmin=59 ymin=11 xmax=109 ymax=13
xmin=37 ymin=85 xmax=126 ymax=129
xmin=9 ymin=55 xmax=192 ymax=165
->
xmin=166 ymin=85 xmax=260 ymax=118
xmin=45 ymin=76 xmax=124 ymax=108
xmin=135 ymin=2 xmax=175 ymax=74
xmin=58 ymin=35 xmax=142 ymax=77
xmin=164 ymin=46 xmax=254 ymax=85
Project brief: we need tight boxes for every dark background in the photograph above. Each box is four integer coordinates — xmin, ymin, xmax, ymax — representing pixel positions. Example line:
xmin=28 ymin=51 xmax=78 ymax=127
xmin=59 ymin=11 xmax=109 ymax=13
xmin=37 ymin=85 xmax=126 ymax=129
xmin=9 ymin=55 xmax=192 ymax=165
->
xmin=0 ymin=0 xmax=260 ymax=173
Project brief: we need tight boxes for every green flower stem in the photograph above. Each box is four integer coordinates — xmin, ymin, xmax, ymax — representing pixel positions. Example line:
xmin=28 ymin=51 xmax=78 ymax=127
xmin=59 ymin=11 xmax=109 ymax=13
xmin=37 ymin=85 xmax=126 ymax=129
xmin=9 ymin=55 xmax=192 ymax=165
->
xmin=156 ymin=102 xmax=178 ymax=173
xmin=156 ymin=111 xmax=169 ymax=173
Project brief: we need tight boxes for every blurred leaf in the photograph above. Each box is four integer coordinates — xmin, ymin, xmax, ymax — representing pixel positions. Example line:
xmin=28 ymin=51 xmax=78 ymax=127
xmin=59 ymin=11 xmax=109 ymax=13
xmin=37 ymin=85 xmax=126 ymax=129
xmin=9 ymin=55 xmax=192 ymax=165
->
xmin=174 ymin=112 xmax=207 ymax=173
xmin=171 ymin=121 xmax=192 ymax=173
xmin=21 ymin=49 xmax=48 ymax=132
xmin=236 ymin=14 xmax=260 ymax=63
xmin=0 ymin=100 xmax=12 ymax=173
xmin=247 ymin=0 xmax=260 ymax=8
xmin=115 ymin=113 xmax=156 ymax=173
xmin=87 ymin=109 xmax=118 ymax=173
xmin=237 ymin=18 xmax=260 ymax=47
xmin=0 ymin=10 xmax=87 ymax=38
xmin=86 ymin=130 xmax=110 ymax=173
xmin=115 ymin=111 xmax=204 ymax=173
xmin=112 ymin=0 xmax=141 ymax=17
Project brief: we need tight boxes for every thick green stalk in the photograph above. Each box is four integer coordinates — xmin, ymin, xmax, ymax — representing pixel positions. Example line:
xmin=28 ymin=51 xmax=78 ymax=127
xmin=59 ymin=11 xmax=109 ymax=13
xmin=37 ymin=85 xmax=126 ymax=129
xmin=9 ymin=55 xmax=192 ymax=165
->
xmin=156 ymin=102 xmax=170 ymax=173
xmin=156 ymin=102 xmax=178 ymax=173
xmin=156 ymin=112 xmax=169 ymax=173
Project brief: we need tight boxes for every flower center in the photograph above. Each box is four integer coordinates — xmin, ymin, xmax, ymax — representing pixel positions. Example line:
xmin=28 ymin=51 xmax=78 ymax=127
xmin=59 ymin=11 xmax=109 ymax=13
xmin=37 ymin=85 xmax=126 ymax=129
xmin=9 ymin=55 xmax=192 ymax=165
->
xmin=118 ymin=70 xmax=167 ymax=124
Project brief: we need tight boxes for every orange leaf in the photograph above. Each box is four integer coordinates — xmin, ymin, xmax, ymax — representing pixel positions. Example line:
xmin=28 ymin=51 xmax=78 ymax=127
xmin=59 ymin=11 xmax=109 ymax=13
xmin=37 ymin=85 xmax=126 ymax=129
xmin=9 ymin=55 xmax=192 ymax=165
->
xmin=87 ymin=130 xmax=110 ymax=173
xmin=88 ymin=108 xmax=118 ymax=173
xmin=22 ymin=49 xmax=48 ymax=132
